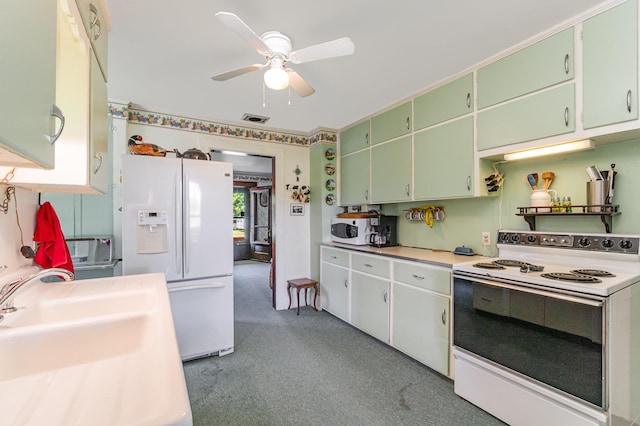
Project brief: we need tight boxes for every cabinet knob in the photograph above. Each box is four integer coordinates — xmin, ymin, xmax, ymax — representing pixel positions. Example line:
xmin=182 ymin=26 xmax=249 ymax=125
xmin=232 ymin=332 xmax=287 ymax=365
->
xmin=365 ymin=132 xmax=369 ymax=145
xmin=344 ymin=279 xmax=348 ymax=288
xmin=412 ymin=274 xmax=425 ymax=280
xmin=564 ymin=107 xmax=570 ymax=127
xmin=441 ymin=308 xmax=446 ymax=325
xmin=365 ymin=189 xmax=368 ymax=201
xmin=466 ymin=176 xmax=471 ymax=192
xmin=406 ymin=117 xmax=410 ymax=130
xmin=89 ymin=4 xmax=102 ymax=40
xmin=49 ymin=104 xmax=65 ymax=144
xmin=627 ymin=90 xmax=633 ymax=113
xmin=564 ymin=54 xmax=570 ymax=75
xmin=383 ymin=290 xmax=388 ymax=303
xmin=466 ymin=93 xmax=471 ymax=109
xmin=405 ymin=184 xmax=410 ymax=197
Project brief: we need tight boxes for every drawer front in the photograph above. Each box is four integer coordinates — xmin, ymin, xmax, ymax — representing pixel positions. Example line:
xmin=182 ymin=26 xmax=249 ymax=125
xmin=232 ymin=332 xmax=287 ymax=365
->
xmin=352 ymin=253 xmax=390 ymax=278
xmin=393 ymin=261 xmax=451 ymax=295
xmin=322 ymin=247 xmax=350 ymax=267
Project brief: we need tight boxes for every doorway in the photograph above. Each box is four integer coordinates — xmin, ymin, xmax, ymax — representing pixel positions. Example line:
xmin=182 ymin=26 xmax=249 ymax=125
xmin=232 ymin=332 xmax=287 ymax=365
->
xmin=211 ymin=150 xmax=275 ymax=308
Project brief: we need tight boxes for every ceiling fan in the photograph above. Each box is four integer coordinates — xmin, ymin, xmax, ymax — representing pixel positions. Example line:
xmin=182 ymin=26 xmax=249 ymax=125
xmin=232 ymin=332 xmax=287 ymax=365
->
xmin=211 ymin=12 xmax=355 ymax=97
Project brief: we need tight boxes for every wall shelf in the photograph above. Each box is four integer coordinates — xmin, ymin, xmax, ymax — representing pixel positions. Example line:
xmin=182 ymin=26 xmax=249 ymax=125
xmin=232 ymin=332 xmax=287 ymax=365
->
xmin=516 ymin=205 xmax=620 ymax=233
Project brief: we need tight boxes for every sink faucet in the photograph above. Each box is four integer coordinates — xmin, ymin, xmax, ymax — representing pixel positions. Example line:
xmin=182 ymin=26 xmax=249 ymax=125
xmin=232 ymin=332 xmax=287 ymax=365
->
xmin=0 ymin=268 xmax=74 ymax=314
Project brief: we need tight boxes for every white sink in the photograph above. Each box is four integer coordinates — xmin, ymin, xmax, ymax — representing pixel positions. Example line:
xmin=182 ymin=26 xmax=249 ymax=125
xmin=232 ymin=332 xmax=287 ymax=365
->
xmin=5 ymin=289 xmax=156 ymax=327
xmin=0 ymin=311 xmax=150 ymax=381
xmin=0 ymin=273 xmax=192 ymax=426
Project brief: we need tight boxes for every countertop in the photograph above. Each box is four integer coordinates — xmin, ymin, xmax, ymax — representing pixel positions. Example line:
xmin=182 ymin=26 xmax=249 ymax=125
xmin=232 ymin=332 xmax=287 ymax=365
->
xmin=0 ymin=272 xmax=192 ymax=426
xmin=325 ymin=243 xmax=493 ymax=268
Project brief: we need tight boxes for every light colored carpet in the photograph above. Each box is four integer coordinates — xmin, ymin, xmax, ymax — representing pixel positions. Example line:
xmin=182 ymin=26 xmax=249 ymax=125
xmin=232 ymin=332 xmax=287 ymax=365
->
xmin=182 ymin=260 xmax=504 ymax=425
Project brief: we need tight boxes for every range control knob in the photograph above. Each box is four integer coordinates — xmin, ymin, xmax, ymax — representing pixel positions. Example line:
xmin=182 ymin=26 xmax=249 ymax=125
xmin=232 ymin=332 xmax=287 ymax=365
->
xmin=578 ymin=238 xmax=591 ymax=247
xmin=602 ymin=239 xmax=614 ymax=248
xmin=526 ymin=235 xmax=537 ymax=243
xmin=620 ymin=240 xmax=633 ymax=250
xmin=511 ymin=234 xmax=521 ymax=243
xmin=500 ymin=234 xmax=510 ymax=242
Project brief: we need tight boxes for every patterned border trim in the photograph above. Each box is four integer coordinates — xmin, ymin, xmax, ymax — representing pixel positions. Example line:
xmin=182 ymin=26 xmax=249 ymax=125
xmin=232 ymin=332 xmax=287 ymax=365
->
xmin=108 ymin=103 xmax=336 ymax=147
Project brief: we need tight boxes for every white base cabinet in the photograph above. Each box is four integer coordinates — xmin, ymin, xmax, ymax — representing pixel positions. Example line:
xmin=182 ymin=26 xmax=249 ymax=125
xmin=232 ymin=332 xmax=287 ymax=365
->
xmin=320 ymin=246 xmax=452 ymax=377
xmin=351 ymin=271 xmax=390 ymax=343
xmin=392 ymin=282 xmax=449 ymax=375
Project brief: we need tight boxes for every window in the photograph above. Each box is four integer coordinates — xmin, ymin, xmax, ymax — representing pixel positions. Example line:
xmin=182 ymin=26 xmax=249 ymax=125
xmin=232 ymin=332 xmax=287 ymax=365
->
xmin=233 ymin=188 xmax=248 ymax=241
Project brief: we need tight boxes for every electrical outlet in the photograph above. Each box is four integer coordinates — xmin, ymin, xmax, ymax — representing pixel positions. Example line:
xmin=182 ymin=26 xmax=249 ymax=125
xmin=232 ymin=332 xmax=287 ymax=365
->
xmin=482 ymin=232 xmax=491 ymax=247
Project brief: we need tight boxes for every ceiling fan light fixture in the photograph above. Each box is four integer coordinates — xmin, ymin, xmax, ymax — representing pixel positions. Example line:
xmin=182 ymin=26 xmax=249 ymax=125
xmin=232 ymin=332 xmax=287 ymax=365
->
xmin=264 ymin=61 xmax=289 ymax=90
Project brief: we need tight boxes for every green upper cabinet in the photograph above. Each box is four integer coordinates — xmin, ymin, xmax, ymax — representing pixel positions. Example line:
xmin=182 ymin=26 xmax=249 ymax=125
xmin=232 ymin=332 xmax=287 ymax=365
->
xmin=76 ymin=0 xmax=109 ymax=81
xmin=478 ymin=84 xmax=575 ymax=151
xmin=583 ymin=0 xmax=638 ymax=130
xmin=339 ymin=120 xmax=370 ymax=155
xmin=414 ymin=117 xmax=474 ymax=199
xmin=0 ymin=0 xmax=57 ymax=168
xmin=414 ymin=74 xmax=474 ymax=130
xmin=371 ymin=136 xmax=412 ymax=203
xmin=340 ymin=150 xmax=370 ymax=206
xmin=371 ymin=101 xmax=412 ymax=145
xmin=477 ymin=28 xmax=574 ymax=109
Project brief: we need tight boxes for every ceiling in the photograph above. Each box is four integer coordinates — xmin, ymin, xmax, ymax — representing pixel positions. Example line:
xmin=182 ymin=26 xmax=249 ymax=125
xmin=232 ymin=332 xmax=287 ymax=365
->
xmin=106 ymin=0 xmax=611 ymax=135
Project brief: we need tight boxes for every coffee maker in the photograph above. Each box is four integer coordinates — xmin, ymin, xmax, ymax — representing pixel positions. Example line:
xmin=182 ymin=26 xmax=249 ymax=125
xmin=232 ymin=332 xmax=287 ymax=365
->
xmin=369 ymin=215 xmax=398 ymax=247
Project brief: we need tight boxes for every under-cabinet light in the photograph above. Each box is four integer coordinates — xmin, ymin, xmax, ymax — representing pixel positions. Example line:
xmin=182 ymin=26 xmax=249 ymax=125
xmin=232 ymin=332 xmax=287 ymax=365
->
xmin=503 ymin=139 xmax=595 ymax=161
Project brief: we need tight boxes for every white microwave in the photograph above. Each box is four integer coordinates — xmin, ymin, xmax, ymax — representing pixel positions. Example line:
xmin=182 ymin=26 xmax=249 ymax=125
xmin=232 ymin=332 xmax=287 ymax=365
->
xmin=330 ymin=218 xmax=371 ymax=245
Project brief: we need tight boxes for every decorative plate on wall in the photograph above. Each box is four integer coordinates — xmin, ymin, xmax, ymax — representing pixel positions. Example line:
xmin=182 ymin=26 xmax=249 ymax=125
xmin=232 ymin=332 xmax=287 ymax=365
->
xmin=325 ymin=194 xmax=336 ymax=205
xmin=325 ymin=163 xmax=335 ymax=175
xmin=325 ymin=147 xmax=336 ymax=161
xmin=325 ymin=179 xmax=336 ymax=192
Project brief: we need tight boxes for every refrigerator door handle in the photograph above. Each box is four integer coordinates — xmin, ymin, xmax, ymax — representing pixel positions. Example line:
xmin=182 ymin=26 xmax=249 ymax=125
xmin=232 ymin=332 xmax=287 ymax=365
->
xmin=169 ymin=282 xmax=227 ymax=292
xmin=184 ymin=172 xmax=190 ymax=274
xmin=175 ymin=171 xmax=182 ymax=275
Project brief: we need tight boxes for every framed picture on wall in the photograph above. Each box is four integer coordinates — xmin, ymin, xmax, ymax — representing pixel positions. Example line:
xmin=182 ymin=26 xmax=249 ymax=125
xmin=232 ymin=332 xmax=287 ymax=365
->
xmin=290 ymin=203 xmax=304 ymax=216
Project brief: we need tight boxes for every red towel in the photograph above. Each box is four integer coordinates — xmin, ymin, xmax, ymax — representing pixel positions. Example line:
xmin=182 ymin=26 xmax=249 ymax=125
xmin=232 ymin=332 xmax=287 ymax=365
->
xmin=33 ymin=202 xmax=74 ymax=274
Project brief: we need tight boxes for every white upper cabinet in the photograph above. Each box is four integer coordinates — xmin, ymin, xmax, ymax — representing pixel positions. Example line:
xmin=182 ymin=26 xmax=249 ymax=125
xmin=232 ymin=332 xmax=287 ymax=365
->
xmin=3 ymin=0 xmax=109 ymax=193
xmin=75 ymin=0 xmax=109 ymax=81
xmin=0 ymin=0 xmax=60 ymax=169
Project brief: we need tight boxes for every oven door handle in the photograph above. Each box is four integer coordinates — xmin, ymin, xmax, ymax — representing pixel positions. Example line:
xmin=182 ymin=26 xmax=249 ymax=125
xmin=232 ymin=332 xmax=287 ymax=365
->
xmin=454 ymin=273 xmax=605 ymax=307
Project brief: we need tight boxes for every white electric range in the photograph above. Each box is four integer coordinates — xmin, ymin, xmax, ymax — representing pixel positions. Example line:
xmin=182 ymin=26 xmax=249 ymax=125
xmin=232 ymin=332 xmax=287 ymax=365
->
xmin=452 ymin=230 xmax=640 ymax=426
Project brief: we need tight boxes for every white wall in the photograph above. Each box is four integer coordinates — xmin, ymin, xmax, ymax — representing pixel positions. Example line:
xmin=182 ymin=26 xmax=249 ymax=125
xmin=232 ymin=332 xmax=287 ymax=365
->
xmin=122 ymin=123 xmax=311 ymax=310
xmin=0 ymin=186 xmax=39 ymax=272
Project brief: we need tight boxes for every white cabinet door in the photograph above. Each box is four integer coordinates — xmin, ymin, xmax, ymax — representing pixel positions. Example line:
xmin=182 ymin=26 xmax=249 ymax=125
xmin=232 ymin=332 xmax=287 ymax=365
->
xmin=0 ymin=0 xmax=58 ymax=168
xmin=392 ymin=282 xmax=449 ymax=376
xmin=320 ymin=262 xmax=350 ymax=321
xmin=351 ymin=271 xmax=390 ymax=343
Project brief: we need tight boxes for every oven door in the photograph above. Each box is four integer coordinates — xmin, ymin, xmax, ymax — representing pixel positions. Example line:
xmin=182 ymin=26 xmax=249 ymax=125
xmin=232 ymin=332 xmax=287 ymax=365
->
xmin=453 ymin=273 xmax=606 ymax=409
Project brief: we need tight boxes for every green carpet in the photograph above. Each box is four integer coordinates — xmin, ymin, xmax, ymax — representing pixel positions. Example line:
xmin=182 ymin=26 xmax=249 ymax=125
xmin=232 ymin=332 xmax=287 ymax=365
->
xmin=182 ymin=260 xmax=504 ymax=425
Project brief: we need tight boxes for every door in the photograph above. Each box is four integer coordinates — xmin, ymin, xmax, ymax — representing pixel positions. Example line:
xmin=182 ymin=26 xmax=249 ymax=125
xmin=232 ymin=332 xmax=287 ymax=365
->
xmin=183 ymin=159 xmax=233 ymax=279
xmin=250 ymin=187 xmax=272 ymax=262
xmin=351 ymin=271 xmax=390 ymax=343
xmin=122 ymin=155 xmax=183 ymax=281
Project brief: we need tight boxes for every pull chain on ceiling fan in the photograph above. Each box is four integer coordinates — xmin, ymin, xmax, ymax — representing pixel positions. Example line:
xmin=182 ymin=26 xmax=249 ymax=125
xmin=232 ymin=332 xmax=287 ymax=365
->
xmin=211 ymin=12 xmax=355 ymax=97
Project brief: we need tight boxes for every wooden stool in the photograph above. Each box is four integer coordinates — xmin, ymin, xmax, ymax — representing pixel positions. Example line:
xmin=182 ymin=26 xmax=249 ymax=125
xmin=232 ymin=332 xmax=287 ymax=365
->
xmin=287 ymin=278 xmax=319 ymax=315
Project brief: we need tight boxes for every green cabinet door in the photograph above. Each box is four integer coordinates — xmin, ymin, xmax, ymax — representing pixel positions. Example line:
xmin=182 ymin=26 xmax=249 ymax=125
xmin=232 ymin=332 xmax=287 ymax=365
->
xmin=414 ymin=117 xmax=473 ymax=199
xmin=371 ymin=136 xmax=412 ymax=203
xmin=340 ymin=150 xmax=370 ymax=206
xmin=371 ymin=101 xmax=412 ymax=145
xmin=477 ymin=28 xmax=574 ymax=109
xmin=321 ymin=262 xmax=350 ymax=321
xmin=477 ymin=84 xmax=575 ymax=151
xmin=392 ymin=282 xmax=449 ymax=376
xmin=0 ymin=0 xmax=57 ymax=168
xmin=583 ymin=0 xmax=638 ymax=129
xmin=351 ymin=271 xmax=390 ymax=343
xmin=414 ymin=73 xmax=474 ymax=130
xmin=340 ymin=120 xmax=370 ymax=155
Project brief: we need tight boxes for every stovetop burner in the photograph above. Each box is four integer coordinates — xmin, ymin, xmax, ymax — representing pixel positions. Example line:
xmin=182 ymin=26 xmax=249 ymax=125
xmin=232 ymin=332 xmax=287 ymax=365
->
xmin=494 ymin=259 xmax=529 ymax=268
xmin=473 ymin=262 xmax=506 ymax=270
xmin=540 ymin=272 xmax=603 ymax=283
xmin=571 ymin=269 xmax=616 ymax=277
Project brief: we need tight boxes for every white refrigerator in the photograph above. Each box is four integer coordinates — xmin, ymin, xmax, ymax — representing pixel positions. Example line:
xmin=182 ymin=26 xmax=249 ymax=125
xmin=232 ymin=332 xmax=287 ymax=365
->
xmin=122 ymin=154 xmax=234 ymax=360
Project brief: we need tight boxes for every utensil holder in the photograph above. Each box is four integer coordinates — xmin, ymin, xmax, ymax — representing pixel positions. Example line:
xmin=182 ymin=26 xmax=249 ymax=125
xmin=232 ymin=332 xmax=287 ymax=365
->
xmin=587 ymin=181 xmax=609 ymax=212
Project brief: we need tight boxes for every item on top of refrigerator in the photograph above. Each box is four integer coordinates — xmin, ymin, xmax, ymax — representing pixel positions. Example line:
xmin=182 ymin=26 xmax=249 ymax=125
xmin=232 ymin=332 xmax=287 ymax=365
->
xmin=127 ymin=135 xmax=174 ymax=157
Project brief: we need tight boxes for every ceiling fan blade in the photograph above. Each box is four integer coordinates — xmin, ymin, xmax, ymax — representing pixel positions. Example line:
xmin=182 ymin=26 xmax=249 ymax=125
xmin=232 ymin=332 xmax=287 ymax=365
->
xmin=287 ymin=69 xmax=315 ymax=97
xmin=215 ymin=12 xmax=271 ymax=54
xmin=211 ymin=64 xmax=266 ymax=81
xmin=289 ymin=37 xmax=355 ymax=64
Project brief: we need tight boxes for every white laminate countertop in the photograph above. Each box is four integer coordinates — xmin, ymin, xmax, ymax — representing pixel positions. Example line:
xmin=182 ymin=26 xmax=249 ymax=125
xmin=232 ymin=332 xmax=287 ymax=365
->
xmin=325 ymin=243 xmax=493 ymax=268
xmin=0 ymin=272 xmax=192 ymax=426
